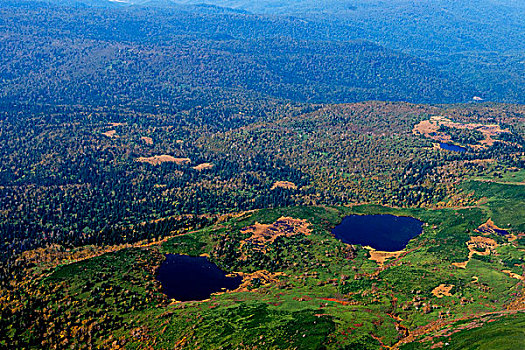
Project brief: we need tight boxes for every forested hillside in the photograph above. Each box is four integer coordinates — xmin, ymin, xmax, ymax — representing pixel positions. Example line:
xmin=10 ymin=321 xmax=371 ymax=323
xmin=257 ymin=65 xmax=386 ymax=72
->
xmin=0 ymin=1 xmax=493 ymax=105
xmin=1 ymin=0 xmax=525 ymax=275
xmin=1 ymin=100 xmax=524 ymax=283
xmin=1 ymin=2 xmax=525 ymax=349
xmin=162 ymin=0 xmax=525 ymax=103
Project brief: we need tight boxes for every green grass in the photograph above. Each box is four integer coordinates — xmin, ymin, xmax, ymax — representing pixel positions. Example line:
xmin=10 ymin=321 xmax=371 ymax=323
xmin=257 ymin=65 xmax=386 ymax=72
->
xmin=5 ymin=203 xmax=524 ymax=349
xmin=461 ymin=180 xmax=525 ymax=232
xmin=161 ymin=234 xmax=207 ymax=256
xmin=406 ymin=312 xmax=525 ymax=350
xmin=473 ymin=168 xmax=525 ymax=184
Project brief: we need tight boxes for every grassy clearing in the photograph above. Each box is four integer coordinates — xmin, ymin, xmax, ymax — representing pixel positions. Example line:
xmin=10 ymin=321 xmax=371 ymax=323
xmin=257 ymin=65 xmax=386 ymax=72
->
xmin=4 ymin=202 xmax=523 ymax=349
xmin=473 ymin=168 xmax=525 ymax=184
xmin=461 ymin=180 xmax=525 ymax=231
xmin=404 ymin=312 xmax=525 ymax=350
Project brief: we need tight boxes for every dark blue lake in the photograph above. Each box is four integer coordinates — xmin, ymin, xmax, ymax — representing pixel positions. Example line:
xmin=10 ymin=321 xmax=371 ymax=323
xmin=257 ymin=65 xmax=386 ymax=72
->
xmin=332 ymin=214 xmax=423 ymax=251
xmin=156 ymin=254 xmax=242 ymax=301
xmin=493 ymin=228 xmax=509 ymax=235
xmin=440 ymin=142 xmax=467 ymax=153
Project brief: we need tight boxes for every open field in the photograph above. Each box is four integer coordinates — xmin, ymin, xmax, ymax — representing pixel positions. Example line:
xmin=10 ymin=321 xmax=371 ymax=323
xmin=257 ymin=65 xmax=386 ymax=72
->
xmin=413 ymin=116 xmax=511 ymax=149
xmin=135 ymin=155 xmax=191 ymax=166
xmin=2 ymin=199 xmax=523 ymax=349
xmin=192 ymin=163 xmax=214 ymax=171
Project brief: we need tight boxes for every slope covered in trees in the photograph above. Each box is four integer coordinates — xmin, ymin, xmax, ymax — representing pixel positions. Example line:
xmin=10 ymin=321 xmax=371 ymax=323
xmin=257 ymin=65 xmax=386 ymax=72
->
xmin=1 ymin=2 xmax=524 ymax=348
xmin=1 ymin=100 xmax=523 ymax=280
xmin=0 ymin=2 xmax=485 ymax=106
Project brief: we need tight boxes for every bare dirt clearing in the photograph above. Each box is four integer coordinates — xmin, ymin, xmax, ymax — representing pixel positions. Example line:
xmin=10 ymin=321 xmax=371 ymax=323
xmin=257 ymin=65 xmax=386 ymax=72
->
xmin=231 ymin=270 xmax=285 ymax=292
xmin=140 ymin=136 xmax=153 ymax=145
xmin=502 ymin=270 xmax=524 ymax=281
xmin=452 ymin=236 xmax=498 ymax=269
xmin=271 ymin=181 xmax=297 ymax=190
xmin=432 ymin=284 xmax=455 ymax=298
xmin=413 ymin=116 xmax=510 ymax=149
xmin=476 ymin=219 xmax=509 ymax=235
xmin=368 ymin=249 xmax=404 ymax=266
xmin=193 ymin=163 xmax=214 ymax=171
xmin=239 ymin=217 xmax=311 ymax=258
xmin=135 ymin=155 xmax=190 ymax=166
xmin=102 ymin=130 xmax=117 ymax=138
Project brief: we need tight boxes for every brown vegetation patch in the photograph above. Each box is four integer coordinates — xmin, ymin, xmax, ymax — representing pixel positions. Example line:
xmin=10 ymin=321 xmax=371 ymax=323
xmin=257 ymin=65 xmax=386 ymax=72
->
xmin=474 ymin=178 xmax=525 ymax=186
xmin=394 ymin=310 xmax=523 ymax=349
xmin=506 ymin=294 xmax=525 ymax=311
xmin=15 ymin=242 xmax=146 ymax=276
xmin=216 ymin=210 xmax=255 ymax=224
xmin=470 ymin=236 xmax=498 ymax=248
xmin=413 ymin=117 xmax=441 ymax=135
xmin=231 ymin=270 xmax=285 ymax=292
xmin=102 ymin=130 xmax=117 ymax=138
xmin=432 ymin=284 xmax=454 ymax=298
xmin=193 ymin=163 xmax=214 ymax=171
xmin=452 ymin=261 xmax=468 ymax=269
xmin=431 ymin=341 xmax=445 ymax=349
xmin=239 ymin=217 xmax=311 ymax=257
xmin=476 ymin=219 xmax=508 ymax=235
xmin=413 ymin=116 xmax=510 ymax=149
xmin=452 ymin=236 xmax=498 ymax=269
xmin=135 ymin=155 xmax=191 ymax=166
xmin=319 ymin=297 xmax=359 ymax=306
xmin=271 ymin=181 xmax=297 ymax=190
xmin=502 ymin=270 xmax=524 ymax=281
xmin=368 ymin=249 xmax=404 ymax=266
xmin=140 ymin=136 xmax=153 ymax=145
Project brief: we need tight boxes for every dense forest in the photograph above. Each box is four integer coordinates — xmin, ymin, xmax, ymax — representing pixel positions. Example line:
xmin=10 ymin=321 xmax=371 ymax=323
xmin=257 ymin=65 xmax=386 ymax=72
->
xmin=0 ymin=1 xmax=515 ymax=106
xmin=1 ymin=99 xmax=524 ymax=284
xmin=1 ymin=0 xmax=525 ymax=278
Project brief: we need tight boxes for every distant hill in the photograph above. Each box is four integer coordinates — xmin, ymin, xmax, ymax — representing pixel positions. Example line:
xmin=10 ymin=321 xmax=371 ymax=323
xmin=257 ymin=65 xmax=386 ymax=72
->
xmin=147 ymin=0 xmax=525 ymax=103
xmin=0 ymin=3 xmax=474 ymax=106
xmin=4 ymin=0 xmax=525 ymax=103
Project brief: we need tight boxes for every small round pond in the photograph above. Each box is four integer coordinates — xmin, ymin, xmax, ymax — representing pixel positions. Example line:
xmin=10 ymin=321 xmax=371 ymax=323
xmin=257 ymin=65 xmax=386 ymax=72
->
xmin=332 ymin=214 xmax=423 ymax=251
xmin=440 ymin=142 xmax=467 ymax=153
xmin=156 ymin=254 xmax=242 ymax=301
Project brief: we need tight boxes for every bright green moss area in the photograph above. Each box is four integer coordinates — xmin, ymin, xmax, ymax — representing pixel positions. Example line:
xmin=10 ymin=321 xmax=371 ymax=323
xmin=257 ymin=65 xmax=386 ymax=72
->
xmin=147 ymin=303 xmax=336 ymax=349
xmin=4 ymin=198 xmax=524 ymax=349
xmin=48 ymin=248 xmax=158 ymax=282
xmin=461 ymin=180 xmax=525 ymax=232
xmin=443 ymin=313 xmax=525 ymax=350
xmin=473 ymin=168 xmax=525 ymax=184
xmin=160 ymin=234 xmax=206 ymax=256
xmin=153 ymin=203 xmax=521 ymax=348
xmin=401 ymin=312 xmax=525 ymax=350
